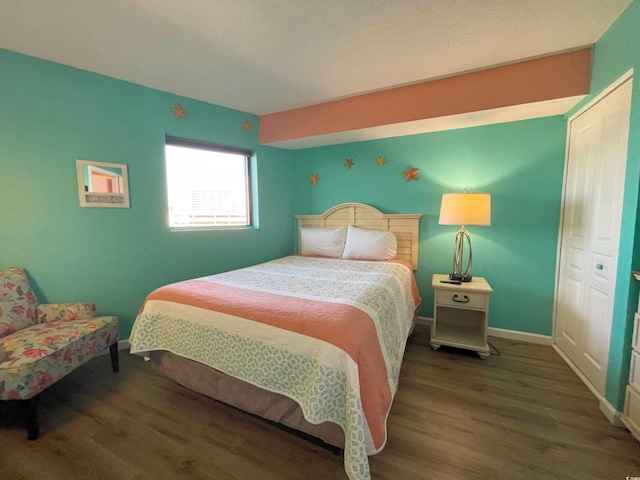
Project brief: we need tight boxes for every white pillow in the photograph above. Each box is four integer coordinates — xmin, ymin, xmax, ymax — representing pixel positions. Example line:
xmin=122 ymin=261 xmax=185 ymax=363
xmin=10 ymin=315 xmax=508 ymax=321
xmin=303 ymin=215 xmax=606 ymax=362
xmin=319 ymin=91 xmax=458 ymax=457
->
xmin=342 ymin=225 xmax=397 ymax=261
xmin=299 ymin=227 xmax=347 ymax=257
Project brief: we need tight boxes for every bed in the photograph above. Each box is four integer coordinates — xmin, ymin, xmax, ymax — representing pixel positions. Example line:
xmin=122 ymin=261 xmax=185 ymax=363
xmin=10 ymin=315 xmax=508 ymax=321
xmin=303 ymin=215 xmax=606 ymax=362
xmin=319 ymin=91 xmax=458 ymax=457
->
xmin=129 ymin=203 xmax=422 ymax=480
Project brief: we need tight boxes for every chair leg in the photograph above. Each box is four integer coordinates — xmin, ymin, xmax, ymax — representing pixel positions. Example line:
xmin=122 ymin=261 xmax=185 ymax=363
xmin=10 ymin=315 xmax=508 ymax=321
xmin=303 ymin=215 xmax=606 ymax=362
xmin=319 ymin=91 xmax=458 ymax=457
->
xmin=109 ymin=342 xmax=119 ymax=373
xmin=25 ymin=396 xmax=40 ymax=441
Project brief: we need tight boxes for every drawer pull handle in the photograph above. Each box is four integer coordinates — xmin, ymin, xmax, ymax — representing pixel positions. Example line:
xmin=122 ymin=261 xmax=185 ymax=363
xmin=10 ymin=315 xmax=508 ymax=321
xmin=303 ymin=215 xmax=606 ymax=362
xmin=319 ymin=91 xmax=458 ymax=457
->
xmin=596 ymin=264 xmax=604 ymax=270
xmin=453 ymin=294 xmax=470 ymax=303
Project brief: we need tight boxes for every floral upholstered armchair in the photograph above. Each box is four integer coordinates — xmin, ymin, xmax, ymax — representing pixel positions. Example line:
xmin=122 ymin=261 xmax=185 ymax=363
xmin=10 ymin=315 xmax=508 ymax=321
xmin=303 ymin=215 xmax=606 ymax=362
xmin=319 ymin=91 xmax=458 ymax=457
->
xmin=0 ymin=267 xmax=119 ymax=440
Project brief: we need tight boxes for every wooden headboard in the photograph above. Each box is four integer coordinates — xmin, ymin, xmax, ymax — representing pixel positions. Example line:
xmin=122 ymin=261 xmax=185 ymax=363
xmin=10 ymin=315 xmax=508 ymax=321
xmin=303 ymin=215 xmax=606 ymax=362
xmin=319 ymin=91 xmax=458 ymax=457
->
xmin=295 ymin=203 xmax=422 ymax=270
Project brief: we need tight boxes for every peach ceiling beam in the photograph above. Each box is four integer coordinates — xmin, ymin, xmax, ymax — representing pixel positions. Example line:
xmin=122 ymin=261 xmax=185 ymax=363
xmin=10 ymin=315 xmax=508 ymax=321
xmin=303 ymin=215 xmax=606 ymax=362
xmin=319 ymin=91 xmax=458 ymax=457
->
xmin=259 ymin=48 xmax=591 ymax=145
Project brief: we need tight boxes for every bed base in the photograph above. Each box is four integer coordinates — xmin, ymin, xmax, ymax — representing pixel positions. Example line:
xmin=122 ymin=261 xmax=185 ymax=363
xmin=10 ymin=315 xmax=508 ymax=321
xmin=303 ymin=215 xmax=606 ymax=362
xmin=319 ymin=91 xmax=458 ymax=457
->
xmin=149 ymin=351 xmax=346 ymax=450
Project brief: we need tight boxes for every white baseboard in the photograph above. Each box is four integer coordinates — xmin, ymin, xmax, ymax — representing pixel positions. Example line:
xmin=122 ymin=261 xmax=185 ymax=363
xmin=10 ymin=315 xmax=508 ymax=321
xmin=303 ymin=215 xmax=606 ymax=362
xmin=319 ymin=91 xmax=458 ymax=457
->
xmin=415 ymin=316 xmax=553 ymax=345
xmin=601 ymin=399 xmax=626 ymax=428
xmin=487 ymin=326 xmax=553 ymax=346
xmin=415 ymin=316 xmax=432 ymax=327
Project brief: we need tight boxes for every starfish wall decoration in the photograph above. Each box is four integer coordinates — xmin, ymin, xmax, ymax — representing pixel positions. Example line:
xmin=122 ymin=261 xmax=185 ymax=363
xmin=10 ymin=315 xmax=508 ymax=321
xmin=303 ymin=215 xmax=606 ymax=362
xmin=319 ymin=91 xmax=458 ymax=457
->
xmin=376 ymin=156 xmax=387 ymax=167
xmin=344 ymin=158 xmax=354 ymax=169
xmin=170 ymin=103 xmax=187 ymax=120
xmin=310 ymin=172 xmax=320 ymax=185
xmin=403 ymin=165 xmax=421 ymax=182
xmin=242 ymin=121 xmax=252 ymax=131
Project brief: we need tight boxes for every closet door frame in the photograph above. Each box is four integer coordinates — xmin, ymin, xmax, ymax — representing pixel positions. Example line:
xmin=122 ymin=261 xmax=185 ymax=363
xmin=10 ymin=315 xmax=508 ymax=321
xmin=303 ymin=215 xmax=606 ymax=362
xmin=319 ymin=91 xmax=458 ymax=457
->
xmin=553 ymin=69 xmax=633 ymax=400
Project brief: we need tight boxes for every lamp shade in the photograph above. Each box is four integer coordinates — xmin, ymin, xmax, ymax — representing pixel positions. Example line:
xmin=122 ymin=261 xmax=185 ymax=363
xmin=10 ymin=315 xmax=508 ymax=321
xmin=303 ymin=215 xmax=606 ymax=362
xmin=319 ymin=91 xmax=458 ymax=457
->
xmin=439 ymin=192 xmax=491 ymax=226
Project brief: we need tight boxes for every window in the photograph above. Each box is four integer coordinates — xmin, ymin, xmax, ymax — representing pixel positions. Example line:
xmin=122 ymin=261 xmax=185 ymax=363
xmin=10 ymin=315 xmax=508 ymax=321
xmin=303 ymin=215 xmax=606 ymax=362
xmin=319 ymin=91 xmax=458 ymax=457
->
xmin=165 ymin=137 xmax=253 ymax=229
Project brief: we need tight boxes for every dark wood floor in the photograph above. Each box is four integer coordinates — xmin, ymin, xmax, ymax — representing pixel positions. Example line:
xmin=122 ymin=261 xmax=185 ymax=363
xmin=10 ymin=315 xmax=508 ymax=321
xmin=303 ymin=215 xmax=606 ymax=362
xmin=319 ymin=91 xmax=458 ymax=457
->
xmin=1 ymin=325 xmax=639 ymax=479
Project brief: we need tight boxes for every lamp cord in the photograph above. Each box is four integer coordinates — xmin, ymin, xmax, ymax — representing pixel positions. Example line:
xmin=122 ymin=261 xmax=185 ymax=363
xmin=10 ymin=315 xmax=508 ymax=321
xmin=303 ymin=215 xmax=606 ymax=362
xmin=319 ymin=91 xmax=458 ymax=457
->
xmin=488 ymin=340 xmax=501 ymax=356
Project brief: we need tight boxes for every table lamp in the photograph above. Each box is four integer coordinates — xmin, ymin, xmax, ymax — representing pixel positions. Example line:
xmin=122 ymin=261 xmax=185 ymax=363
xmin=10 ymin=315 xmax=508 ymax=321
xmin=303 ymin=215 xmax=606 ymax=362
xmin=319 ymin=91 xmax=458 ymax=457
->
xmin=439 ymin=189 xmax=491 ymax=282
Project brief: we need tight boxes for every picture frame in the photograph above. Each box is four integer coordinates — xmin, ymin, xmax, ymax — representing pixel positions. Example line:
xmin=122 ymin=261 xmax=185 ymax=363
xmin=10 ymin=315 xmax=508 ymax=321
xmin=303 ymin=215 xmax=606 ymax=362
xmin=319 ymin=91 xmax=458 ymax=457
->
xmin=76 ymin=159 xmax=130 ymax=208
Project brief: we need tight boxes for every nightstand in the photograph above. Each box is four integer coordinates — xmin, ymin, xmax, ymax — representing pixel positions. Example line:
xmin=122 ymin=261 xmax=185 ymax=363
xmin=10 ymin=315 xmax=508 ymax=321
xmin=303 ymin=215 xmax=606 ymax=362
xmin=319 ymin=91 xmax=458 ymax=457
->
xmin=622 ymin=288 xmax=640 ymax=442
xmin=431 ymin=274 xmax=493 ymax=358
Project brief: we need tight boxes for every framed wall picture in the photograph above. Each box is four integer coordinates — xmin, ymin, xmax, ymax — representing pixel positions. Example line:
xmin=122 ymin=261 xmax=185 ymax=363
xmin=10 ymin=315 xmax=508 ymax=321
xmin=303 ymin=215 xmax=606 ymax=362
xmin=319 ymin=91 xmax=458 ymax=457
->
xmin=76 ymin=159 xmax=130 ymax=208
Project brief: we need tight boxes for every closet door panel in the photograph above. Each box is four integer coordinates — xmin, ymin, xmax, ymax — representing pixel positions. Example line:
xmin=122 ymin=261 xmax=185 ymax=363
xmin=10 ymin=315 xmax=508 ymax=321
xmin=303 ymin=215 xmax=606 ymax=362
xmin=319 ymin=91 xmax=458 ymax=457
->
xmin=555 ymin=78 xmax=632 ymax=395
xmin=555 ymin=111 xmax=598 ymax=364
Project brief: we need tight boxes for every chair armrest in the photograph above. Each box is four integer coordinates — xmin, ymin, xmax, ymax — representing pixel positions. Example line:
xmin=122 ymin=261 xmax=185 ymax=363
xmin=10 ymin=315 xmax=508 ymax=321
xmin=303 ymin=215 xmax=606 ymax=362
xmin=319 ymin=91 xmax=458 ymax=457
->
xmin=37 ymin=303 xmax=96 ymax=323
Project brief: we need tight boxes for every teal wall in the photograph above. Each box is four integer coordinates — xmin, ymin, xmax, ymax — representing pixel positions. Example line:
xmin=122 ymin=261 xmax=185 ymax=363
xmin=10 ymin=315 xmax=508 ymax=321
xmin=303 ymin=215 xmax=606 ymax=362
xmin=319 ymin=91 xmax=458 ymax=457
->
xmin=573 ymin=0 xmax=640 ymax=410
xmin=0 ymin=49 xmax=296 ymax=338
xmin=293 ymin=117 xmax=567 ymax=336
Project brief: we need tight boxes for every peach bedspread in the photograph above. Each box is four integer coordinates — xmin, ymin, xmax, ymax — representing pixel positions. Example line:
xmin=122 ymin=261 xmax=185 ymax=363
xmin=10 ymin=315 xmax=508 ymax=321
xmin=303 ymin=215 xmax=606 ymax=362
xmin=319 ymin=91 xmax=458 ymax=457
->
xmin=130 ymin=255 xmax=419 ymax=480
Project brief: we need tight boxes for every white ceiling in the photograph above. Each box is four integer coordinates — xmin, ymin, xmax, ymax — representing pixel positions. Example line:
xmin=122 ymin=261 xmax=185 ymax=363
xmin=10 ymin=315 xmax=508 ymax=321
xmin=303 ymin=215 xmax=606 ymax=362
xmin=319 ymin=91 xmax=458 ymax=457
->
xmin=0 ymin=0 xmax=632 ymax=119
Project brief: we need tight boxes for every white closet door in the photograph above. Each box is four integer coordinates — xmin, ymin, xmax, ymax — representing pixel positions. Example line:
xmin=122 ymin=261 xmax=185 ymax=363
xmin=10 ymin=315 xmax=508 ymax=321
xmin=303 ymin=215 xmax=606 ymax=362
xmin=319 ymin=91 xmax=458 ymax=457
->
xmin=555 ymin=78 xmax=632 ymax=395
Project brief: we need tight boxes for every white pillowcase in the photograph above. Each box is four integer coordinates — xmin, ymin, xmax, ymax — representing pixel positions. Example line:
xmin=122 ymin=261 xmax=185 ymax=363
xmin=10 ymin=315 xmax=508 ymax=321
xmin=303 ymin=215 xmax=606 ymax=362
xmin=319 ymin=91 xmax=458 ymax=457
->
xmin=342 ymin=225 xmax=397 ymax=261
xmin=299 ymin=227 xmax=347 ymax=257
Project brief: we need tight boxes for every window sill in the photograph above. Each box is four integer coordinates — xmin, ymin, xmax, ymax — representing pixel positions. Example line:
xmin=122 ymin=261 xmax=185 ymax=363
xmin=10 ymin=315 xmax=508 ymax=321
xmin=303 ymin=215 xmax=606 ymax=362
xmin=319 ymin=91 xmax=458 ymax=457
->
xmin=169 ymin=225 xmax=257 ymax=233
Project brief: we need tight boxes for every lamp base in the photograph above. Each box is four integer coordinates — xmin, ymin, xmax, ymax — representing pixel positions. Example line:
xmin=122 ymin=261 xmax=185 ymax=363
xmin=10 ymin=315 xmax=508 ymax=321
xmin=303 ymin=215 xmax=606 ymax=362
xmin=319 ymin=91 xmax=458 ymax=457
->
xmin=450 ymin=273 xmax=472 ymax=282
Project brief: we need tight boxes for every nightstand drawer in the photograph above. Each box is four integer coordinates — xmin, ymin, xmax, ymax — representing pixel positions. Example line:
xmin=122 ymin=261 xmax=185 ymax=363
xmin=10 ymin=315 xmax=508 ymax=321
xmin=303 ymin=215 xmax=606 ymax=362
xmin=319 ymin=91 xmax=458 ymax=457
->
xmin=633 ymin=313 xmax=640 ymax=351
xmin=436 ymin=290 xmax=487 ymax=309
xmin=631 ymin=350 xmax=640 ymax=392
xmin=623 ymin=386 xmax=640 ymax=442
